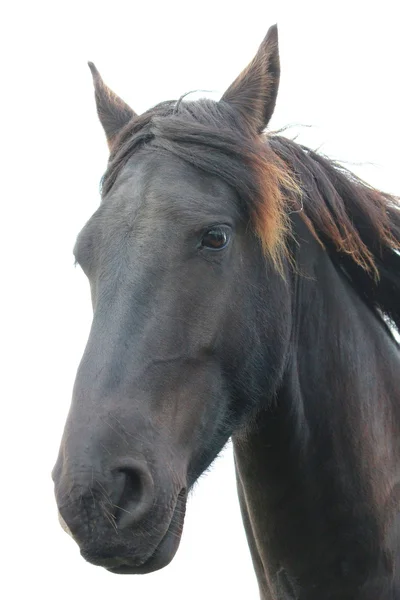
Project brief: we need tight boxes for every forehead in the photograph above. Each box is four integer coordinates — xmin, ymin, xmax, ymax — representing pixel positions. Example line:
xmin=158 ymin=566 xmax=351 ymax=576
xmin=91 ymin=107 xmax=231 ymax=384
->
xmin=104 ymin=149 xmax=241 ymax=225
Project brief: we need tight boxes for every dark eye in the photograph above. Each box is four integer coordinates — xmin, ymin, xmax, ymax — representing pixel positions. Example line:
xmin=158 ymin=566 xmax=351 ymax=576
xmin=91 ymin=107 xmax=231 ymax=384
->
xmin=201 ymin=226 xmax=230 ymax=250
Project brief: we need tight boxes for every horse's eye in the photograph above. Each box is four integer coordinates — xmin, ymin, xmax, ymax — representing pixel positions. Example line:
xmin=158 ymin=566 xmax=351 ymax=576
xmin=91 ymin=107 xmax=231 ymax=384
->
xmin=201 ymin=227 xmax=230 ymax=250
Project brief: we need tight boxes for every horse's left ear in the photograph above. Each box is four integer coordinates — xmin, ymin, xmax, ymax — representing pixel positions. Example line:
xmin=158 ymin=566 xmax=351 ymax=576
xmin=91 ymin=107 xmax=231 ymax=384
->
xmin=88 ymin=62 xmax=137 ymax=150
xmin=220 ymin=25 xmax=280 ymax=133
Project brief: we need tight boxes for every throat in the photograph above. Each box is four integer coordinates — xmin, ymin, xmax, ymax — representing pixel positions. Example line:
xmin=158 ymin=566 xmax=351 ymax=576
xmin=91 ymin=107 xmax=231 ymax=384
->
xmin=232 ymin=246 xmax=400 ymax=599
xmin=233 ymin=386 xmax=396 ymax=599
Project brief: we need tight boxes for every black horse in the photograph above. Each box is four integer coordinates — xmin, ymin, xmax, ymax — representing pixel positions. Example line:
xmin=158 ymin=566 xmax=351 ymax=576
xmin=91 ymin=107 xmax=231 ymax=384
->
xmin=53 ymin=26 xmax=400 ymax=599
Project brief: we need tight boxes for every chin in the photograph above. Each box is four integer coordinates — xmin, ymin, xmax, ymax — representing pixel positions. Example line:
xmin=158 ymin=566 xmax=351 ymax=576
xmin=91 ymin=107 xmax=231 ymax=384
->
xmin=80 ymin=490 xmax=186 ymax=575
xmin=105 ymin=529 xmax=181 ymax=574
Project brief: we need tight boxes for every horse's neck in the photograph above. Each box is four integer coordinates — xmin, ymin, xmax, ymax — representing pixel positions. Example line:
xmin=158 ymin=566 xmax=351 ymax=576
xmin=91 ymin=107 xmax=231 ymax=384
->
xmin=233 ymin=239 xmax=400 ymax=599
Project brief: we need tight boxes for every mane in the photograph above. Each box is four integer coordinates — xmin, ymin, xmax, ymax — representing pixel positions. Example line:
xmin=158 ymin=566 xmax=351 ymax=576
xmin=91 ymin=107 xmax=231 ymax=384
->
xmin=270 ymin=136 xmax=400 ymax=333
xmin=102 ymin=98 xmax=400 ymax=332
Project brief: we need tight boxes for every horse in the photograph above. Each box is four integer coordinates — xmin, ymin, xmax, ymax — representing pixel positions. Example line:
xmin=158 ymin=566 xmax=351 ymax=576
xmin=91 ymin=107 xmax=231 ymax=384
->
xmin=52 ymin=25 xmax=400 ymax=599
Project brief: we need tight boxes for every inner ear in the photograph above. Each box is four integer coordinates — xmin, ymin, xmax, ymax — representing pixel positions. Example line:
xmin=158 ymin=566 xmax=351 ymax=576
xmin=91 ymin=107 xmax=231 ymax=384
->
xmin=220 ymin=25 xmax=280 ymax=134
xmin=88 ymin=62 xmax=137 ymax=150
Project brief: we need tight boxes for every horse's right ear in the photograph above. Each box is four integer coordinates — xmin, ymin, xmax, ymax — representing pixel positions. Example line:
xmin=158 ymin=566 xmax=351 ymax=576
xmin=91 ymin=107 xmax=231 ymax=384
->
xmin=220 ymin=25 xmax=280 ymax=134
xmin=88 ymin=62 xmax=136 ymax=150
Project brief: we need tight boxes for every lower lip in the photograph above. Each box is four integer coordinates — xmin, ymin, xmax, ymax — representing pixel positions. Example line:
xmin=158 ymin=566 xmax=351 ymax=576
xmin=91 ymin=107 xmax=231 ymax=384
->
xmin=88 ymin=490 xmax=187 ymax=575
xmin=111 ymin=492 xmax=186 ymax=574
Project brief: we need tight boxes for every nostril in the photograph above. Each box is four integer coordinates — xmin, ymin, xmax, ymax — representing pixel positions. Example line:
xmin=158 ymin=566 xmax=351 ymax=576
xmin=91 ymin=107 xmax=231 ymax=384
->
xmin=109 ymin=470 xmax=126 ymax=505
xmin=112 ymin=458 xmax=154 ymax=530
xmin=117 ymin=468 xmax=142 ymax=508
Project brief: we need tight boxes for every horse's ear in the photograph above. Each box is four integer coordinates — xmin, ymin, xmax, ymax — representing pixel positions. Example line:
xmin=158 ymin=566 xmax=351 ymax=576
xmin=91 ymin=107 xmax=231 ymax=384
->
xmin=88 ymin=62 xmax=137 ymax=150
xmin=220 ymin=25 xmax=280 ymax=133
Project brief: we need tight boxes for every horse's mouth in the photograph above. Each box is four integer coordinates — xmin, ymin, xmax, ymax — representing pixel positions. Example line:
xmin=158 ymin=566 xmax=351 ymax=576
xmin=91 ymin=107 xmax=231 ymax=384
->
xmin=81 ymin=489 xmax=187 ymax=575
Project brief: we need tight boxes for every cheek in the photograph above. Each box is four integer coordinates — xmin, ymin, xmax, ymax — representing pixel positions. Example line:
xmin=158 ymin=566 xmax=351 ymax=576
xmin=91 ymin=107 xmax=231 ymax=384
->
xmin=153 ymin=280 xmax=231 ymax=352
xmin=151 ymin=360 xmax=227 ymax=453
xmin=178 ymin=388 xmax=224 ymax=448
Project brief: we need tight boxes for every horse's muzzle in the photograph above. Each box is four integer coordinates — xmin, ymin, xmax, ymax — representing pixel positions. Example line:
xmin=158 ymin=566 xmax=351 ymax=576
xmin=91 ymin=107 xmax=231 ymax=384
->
xmin=53 ymin=452 xmax=187 ymax=574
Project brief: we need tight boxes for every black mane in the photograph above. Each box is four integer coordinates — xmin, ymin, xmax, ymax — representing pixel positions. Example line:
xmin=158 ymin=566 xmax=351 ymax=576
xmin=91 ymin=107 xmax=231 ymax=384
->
xmin=270 ymin=136 xmax=400 ymax=334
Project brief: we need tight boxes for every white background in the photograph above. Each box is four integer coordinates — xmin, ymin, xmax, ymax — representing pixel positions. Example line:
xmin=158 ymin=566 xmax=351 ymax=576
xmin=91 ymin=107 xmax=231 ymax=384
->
xmin=2 ymin=1 xmax=399 ymax=598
